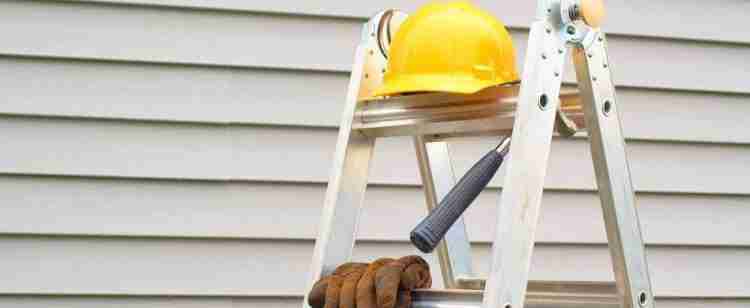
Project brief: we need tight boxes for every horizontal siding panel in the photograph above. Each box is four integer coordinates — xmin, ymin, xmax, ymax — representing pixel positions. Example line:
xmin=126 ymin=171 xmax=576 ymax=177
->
xmin=0 ymin=117 xmax=748 ymax=194
xmin=0 ymin=0 xmax=360 ymax=72
xmin=0 ymin=56 xmax=344 ymax=128
xmin=1 ymin=56 xmax=748 ymax=144
xmin=0 ymin=295 xmax=299 ymax=308
xmin=616 ymin=89 xmax=749 ymax=144
xmin=0 ymin=1 xmax=748 ymax=93
xmin=0 ymin=176 xmax=748 ymax=246
xmin=0 ymin=236 xmax=747 ymax=297
xmin=64 ymin=0 xmax=750 ymax=44
xmin=2 ymin=295 xmax=747 ymax=308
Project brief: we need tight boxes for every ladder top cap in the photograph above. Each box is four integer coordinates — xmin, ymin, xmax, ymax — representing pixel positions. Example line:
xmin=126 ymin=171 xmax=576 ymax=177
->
xmin=581 ymin=0 xmax=605 ymax=28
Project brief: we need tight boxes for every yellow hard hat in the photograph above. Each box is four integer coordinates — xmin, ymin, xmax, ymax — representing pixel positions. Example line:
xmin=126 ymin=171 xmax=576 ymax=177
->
xmin=374 ymin=1 xmax=520 ymax=97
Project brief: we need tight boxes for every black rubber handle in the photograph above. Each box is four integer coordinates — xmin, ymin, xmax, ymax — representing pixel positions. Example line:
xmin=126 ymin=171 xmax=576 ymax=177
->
xmin=410 ymin=148 xmax=505 ymax=253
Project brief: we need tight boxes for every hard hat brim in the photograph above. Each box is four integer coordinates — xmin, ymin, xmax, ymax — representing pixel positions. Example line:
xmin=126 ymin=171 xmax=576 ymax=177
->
xmin=372 ymin=73 xmax=519 ymax=97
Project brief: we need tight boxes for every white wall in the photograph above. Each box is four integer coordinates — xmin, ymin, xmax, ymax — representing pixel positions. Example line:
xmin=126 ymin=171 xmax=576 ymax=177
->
xmin=0 ymin=0 xmax=748 ymax=307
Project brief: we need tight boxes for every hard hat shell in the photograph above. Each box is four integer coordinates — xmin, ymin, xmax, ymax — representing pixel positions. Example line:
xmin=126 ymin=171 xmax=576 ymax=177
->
xmin=374 ymin=1 xmax=520 ymax=96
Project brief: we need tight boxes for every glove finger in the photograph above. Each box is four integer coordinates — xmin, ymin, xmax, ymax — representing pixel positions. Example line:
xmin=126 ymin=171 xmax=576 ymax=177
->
xmin=375 ymin=260 xmax=407 ymax=308
xmin=308 ymin=276 xmax=331 ymax=308
xmin=399 ymin=256 xmax=432 ymax=290
xmin=324 ymin=275 xmax=344 ymax=308
xmin=333 ymin=262 xmax=369 ymax=276
xmin=339 ymin=264 xmax=368 ymax=308
xmin=356 ymin=258 xmax=394 ymax=308
xmin=402 ymin=264 xmax=431 ymax=290
xmin=309 ymin=262 xmax=368 ymax=308
xmin=393 ymin=255 xmax=428 ymax=272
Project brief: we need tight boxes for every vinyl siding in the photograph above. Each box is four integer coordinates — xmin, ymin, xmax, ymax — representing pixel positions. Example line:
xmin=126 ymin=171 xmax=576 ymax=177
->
xmin=0 ymin=0 xmax=748 ymax=307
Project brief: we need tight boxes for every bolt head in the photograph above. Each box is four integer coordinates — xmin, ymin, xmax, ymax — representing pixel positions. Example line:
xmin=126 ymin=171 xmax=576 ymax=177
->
xmin=603 ymin=100 xmax=612 ymax=116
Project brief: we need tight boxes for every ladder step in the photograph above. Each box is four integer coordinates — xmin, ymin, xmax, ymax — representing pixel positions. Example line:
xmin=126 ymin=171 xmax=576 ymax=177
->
xmin=412 ymin=281 xmax=619 ymax=308
xmin=354 ymin=83 xmax=584 ymax=140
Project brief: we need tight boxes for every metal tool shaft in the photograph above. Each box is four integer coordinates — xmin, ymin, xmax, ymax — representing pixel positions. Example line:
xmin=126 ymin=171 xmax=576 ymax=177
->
xmin=411 ymin=137 xmax=510 ymax=253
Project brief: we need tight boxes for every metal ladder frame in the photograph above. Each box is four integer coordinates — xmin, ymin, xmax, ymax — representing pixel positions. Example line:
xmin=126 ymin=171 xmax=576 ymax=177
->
xmin=303 ymin=1 xmax=654 ymax=308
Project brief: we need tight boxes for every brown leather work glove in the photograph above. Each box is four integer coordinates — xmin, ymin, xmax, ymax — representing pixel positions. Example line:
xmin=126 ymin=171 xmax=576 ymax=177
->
xmin=307 ymin=255 xmax=432 ymax=308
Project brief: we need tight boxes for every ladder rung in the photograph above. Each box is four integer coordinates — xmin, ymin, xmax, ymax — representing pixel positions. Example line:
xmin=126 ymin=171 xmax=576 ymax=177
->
xmin=353 ymin=83 xmax=584 ymax=140
xmin=412 ymin=281 xmax=619 ymax=308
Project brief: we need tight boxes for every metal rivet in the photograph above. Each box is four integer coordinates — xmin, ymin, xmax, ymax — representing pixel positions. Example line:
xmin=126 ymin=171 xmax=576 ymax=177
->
xmin=370 ymin=32 xmax=375 ymax=37
xmin=638 ymin=291 xmax=648 ymax=307
xmin=603 ymin=63 xmax=608 ymax=68
xmin=592 ymin=76 xmax=597 ymax=81
xmin=504 ymin=303 xmax=512 ymax=308
xmin=554 ymin=72 xmax=560 ymax=77
xmin=603 ymin=100 xmax=612 ymax=116
xmin=538 ymin=94 xmax=549 ymax=110
xmin=566 ymin=26 xmax=576 ymax=35
xmin=587 ymin=53 xmax=593 ymax=58
xmin=541 ymin=53 xmax=547 ymax=60
xmin=546 ymin=27 xmax=551 ymax=34
xmin=547 ymin=8 xmax=552 ymax=13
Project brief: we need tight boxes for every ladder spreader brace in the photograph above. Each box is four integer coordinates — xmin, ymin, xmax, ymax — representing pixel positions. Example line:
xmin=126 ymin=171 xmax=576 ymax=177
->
xmin=304 ymin=1 xmax=655 ymax=308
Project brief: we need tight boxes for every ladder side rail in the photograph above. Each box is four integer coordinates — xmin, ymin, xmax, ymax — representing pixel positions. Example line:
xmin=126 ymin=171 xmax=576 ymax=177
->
xmin=413 ymin=137 xmax=475 ymax=288
xmin=481 ymin=16 xmax=568 ymax=308
xmin=573 ymin=31 xmax=655 ymax=308
xmin=303 ymin=24 xmax=376 ymax=308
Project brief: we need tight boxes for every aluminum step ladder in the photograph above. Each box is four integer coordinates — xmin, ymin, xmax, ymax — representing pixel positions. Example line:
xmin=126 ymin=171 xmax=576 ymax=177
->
xmin=304 ymin=1 xmax=654 ymax=308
